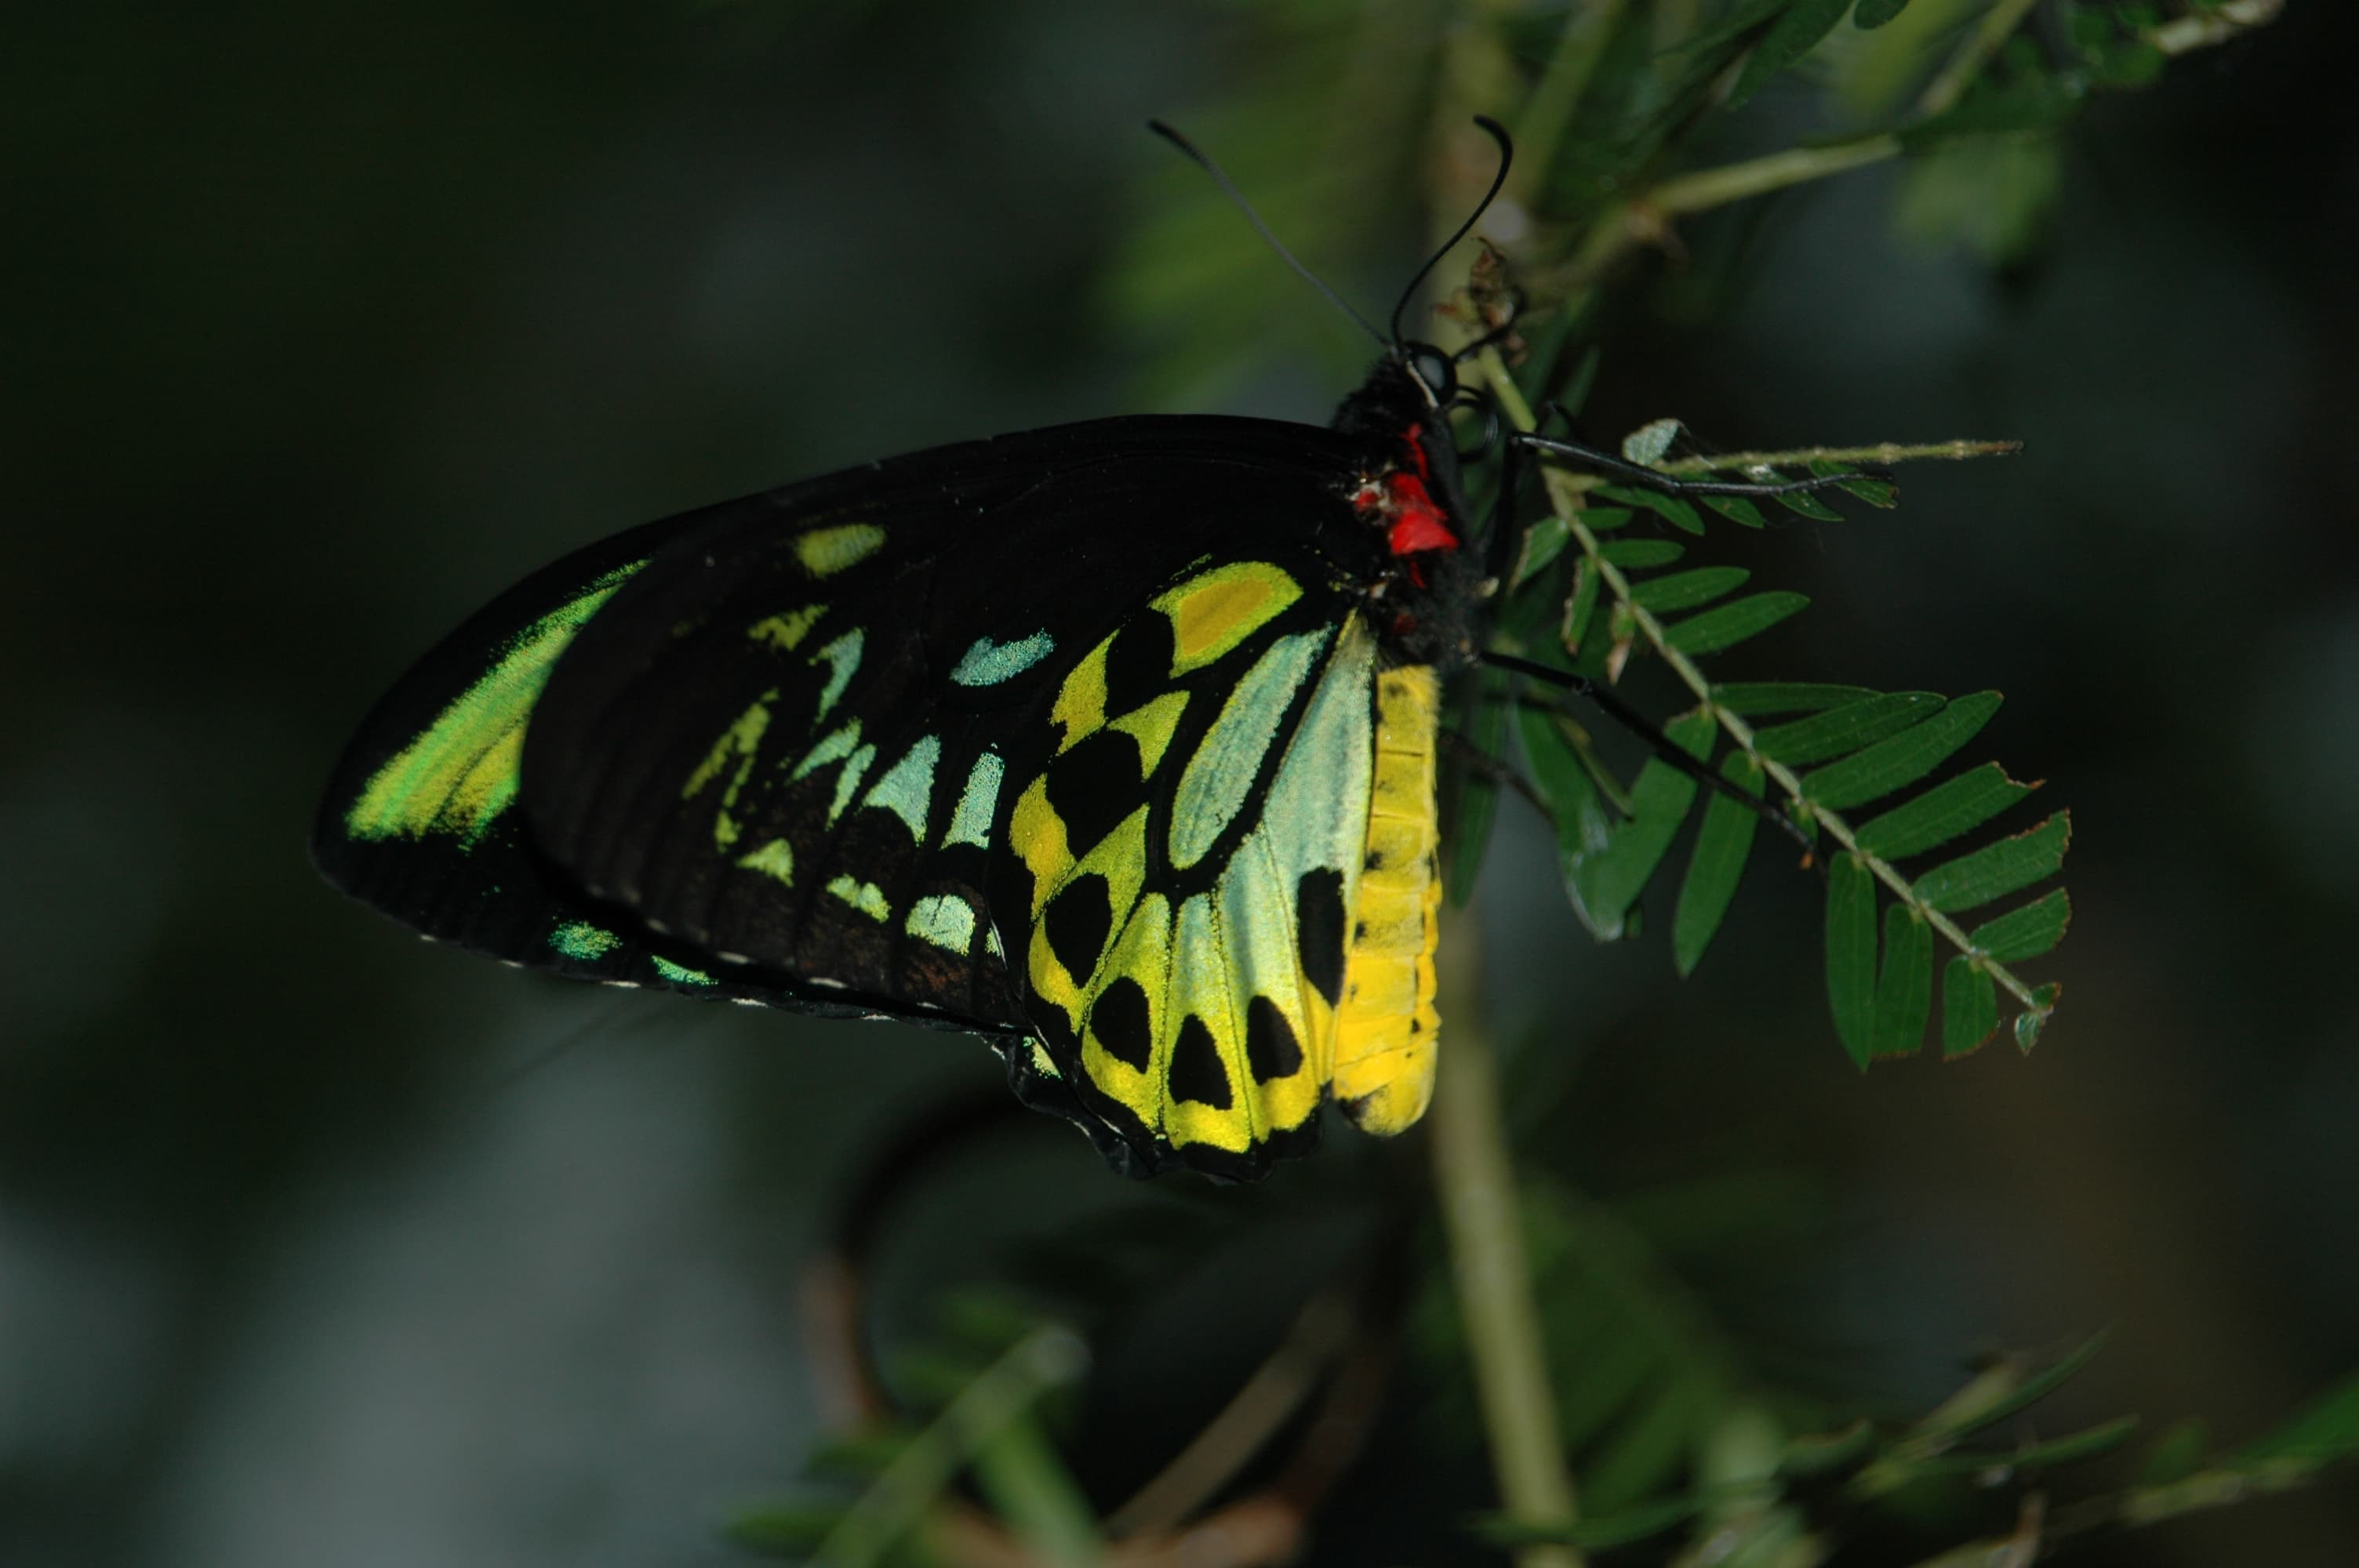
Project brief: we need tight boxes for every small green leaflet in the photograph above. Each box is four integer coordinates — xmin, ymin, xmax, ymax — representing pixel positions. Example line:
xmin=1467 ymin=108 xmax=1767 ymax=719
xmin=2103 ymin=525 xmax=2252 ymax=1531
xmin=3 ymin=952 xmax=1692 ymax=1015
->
xmin=1943 ymin=955 xmax=2000 ymax=1057
xmin=1854 ymin=761 xmax=2037 ymax=859
xmin=1630 ymin=566 xmax=1751 ymax=614
xmin=1968 ymin=888 xmax=2070 ymax=964
xmin=1663 ymin=592 xmax=1809 ymax=655
xmin=1870 ymin=902 xmax=1933 ymax=1058
xmin=1914 ymin=813 xmax=2071 ymax=913
xmin=1800 ymin=691 xmax=2001 ymax=811
xmin=1826 ymin=854 xmax=1878 ymax=1069
xmin=1593 ymin=485 xmax=1704 ymax=536
xmin=1673 ymin=751 xmax=1765 ymax=975
xmin=1755 ymin=691 xmax=1943 ymax=767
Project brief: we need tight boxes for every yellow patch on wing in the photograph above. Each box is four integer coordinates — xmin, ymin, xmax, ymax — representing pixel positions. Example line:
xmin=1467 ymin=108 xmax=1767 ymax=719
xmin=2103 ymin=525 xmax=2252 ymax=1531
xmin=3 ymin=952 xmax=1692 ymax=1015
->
xmin=1007 ymin=774 xmax=1074 ymax=918
xmin=1107 ymin=690 xmax=1190 ymax=775
xmin=795 ymin=524 xmax=885 ymax=579
xmin=681 ymin=689 xmax=776 ymax=850
xmin=1078 ymin=893 xmax=1172 ymax=1111
xmin=1331 ymin=664 xmax=1443 ymax=1134
xmin=1152 ymin=561 xmax=1303 ymax=674
xmin=1023 ymin=806 xmax=1150 ymax=1029
xmin=346 ymin=561 xmax=644 ymax=847
xmin=747 ymin=604 xmax=827 ymax=651
xmin=1048 ymin=637 xmax=1110 ymax=753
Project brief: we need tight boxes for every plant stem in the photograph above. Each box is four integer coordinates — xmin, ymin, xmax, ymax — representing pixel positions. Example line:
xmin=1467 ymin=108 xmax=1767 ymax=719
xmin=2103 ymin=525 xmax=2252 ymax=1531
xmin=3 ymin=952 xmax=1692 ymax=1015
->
xmin=1917 ymin=0 xmax=2040 ymax=118
xmin=1647 ymin=135 xmax=1903 ymax=216
xmin=1432 ymin=916 xmax=1587 ymax=1568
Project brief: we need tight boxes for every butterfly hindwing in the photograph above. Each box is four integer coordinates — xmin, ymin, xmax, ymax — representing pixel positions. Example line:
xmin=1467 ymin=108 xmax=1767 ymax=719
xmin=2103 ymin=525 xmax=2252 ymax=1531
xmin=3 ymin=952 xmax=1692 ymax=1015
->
xmin=1005 ymin=575 xmax=1381 ymax=1179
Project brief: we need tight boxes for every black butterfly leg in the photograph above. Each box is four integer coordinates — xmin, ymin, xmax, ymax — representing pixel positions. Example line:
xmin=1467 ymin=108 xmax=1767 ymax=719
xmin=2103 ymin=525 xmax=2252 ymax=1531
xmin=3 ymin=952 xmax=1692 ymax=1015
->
xmin=1481 ymin=651 xmax=1819 ymax=862
xmin=1513 ymin=402 xmax=1884 ymax=502
xmin=1438 ymin=728 xmax=1550 ymax=817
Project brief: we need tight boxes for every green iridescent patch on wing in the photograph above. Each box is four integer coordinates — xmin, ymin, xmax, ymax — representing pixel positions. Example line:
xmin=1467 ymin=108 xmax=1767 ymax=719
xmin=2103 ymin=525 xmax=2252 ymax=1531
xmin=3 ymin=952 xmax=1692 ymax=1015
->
xmin=551 ymin=920 xmax=625 ymax=960
xmin=650 ymin=955 xmax=715 ymax=986
xmin=736 ymin=837 xmax=797 ymax=884
xmin=346 ymin=561 xmax=645 ymax=848
xmin=682 ymin=689 xmax=776 ymax=849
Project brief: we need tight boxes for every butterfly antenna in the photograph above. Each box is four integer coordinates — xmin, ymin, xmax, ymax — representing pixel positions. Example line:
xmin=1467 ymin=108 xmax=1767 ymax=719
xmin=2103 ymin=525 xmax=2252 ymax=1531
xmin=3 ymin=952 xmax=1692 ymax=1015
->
xmin=1147 ymin=119 xmax=1390 ymax=351
xmin=1389 ymin=117 xmax=1514 ymax=346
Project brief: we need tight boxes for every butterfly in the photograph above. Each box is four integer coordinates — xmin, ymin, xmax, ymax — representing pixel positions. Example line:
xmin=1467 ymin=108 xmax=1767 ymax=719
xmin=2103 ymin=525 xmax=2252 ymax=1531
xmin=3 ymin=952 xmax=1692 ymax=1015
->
xmin=316 ymin=326 xmax=1503 ymax=1176
xmin=312 ymin=122 xmax=1828 ymax=1180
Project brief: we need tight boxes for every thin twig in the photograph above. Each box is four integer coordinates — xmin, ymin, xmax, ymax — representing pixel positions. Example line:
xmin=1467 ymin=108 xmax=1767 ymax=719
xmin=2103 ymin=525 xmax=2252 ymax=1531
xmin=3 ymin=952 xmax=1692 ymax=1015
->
xmin=1917 ymin=0 xmax=2041 ymax=118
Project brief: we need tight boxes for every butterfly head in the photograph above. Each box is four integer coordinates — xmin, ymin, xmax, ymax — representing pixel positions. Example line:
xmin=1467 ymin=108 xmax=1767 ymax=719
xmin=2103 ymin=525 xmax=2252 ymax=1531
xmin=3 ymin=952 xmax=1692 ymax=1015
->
xmin=1333 ymin=353 xmax=1488 ymax=668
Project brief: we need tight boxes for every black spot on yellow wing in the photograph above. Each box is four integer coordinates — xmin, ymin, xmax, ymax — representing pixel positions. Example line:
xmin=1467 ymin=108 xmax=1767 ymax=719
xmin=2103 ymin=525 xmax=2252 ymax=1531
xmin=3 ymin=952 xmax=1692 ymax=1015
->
xmin=1245 ymin=994 xmax=1303 ymax=1083
xmin=1103 ymin=612 xmax=1177 ymax=717
xmin=1295 ymin=867 xmax=1347 ymax=1007
xmin=1035 ymin=985 xmax=1080 ymax=1053
xmin=1087 ymin=975 xmax=1154 ymax=1073
xmin=1042 ymin=872 xmax=1114 ymax=988
xmin=1168 ymin=1014 xmax=1233 ymax=1109
xmin=1045 ymin=729 xmax=1143 ymax=855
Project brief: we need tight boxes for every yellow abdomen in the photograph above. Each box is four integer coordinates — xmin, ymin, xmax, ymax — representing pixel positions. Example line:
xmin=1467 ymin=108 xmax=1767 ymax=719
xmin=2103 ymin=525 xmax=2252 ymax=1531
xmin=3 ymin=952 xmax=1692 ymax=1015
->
xmin=1330 ymin=665 xmax=1442 ymax=1134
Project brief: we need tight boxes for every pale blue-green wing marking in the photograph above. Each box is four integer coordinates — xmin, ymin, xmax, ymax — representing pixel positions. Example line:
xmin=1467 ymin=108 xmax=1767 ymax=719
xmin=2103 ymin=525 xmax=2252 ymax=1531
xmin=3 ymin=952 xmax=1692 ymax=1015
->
xmin=951 ymin=631 xmax=1056 ymax=687
xmin=860 ymin=735 xmax=941 ymax=841
xmin=1167 ymin=627 xmax=1332 ymax=870
xmin=810 ymin=630 xmax=864 ymax=723
xmin=944 ymin=750 xmax=1003 ymax=849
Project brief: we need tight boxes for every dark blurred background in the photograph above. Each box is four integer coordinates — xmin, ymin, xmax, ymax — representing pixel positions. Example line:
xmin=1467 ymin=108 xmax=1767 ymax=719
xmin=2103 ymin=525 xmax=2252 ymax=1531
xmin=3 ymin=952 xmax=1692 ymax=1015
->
xmin=5 ymin=2 xmax=2356 ymax=1563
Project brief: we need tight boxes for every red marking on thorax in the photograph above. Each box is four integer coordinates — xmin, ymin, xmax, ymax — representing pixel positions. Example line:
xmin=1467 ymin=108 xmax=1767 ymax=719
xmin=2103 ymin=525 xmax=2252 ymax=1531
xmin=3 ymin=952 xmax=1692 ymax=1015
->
xmin=1351 ymin=425 xmax=1459 ymax=558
